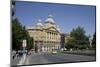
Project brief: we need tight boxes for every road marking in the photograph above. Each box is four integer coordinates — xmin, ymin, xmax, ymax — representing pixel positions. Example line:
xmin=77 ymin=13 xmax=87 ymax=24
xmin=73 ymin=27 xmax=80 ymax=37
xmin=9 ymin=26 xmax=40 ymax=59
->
xmin=17 ymin=54 xmax=26 ymax=65
xmin=25 ymin=56 xmax=29 ymax=65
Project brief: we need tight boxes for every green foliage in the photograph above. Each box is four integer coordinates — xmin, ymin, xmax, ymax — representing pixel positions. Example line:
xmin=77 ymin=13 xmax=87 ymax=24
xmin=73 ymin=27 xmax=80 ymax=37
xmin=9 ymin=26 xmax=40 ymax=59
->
xmin=12 ymin=18 xmax=34 ymax=51
xmin=65 ymin=26 xmax=90 ymax=50
xmin=70 ymin=26 xmax=86 ymax=40
xmin=92 ymin=32 xmax=96 ymax=48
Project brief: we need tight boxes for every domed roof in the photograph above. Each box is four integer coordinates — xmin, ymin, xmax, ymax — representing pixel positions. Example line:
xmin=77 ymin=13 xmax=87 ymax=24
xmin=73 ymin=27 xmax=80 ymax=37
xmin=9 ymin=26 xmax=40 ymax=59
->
xmin=36 ymin=23 xmax=43 ymax=26
xmin=36 ymin=19 xmax=43 ymax=27
xmin=45 ymin=15 xmax=55 ymax=23
xmin=57 ymin=25 xmax=60 ymax=31
xmin=26 ymin=27 xmax=34 ymax=29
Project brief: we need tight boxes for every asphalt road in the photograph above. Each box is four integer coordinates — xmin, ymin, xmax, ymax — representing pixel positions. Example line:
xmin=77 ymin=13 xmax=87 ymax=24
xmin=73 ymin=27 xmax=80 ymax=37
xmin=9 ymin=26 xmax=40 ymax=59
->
xmin=11 ymin=55 xmax=22 ymax=65
xmin=11 ymin=52 xmax=96 ymax=66
xmin=23 ymin=52 xmax=96 ymax=65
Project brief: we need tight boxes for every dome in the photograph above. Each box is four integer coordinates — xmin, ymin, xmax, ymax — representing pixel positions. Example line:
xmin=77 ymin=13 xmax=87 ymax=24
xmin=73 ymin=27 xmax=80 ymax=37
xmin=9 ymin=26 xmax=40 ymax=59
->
xmin=36 ymin=23 xmax=43 ymax=26
xmin=45 ymin=15 xmax=55 ymax=23
xmin=48 ymin=14 xmax=53 ymax=18
xmin=57 ymin=25 xmax=60 ymax=31
xmin=36 ymin=19 xmax=43 ymax=27
xmin=26 ymin=27 xmax=34 ymax=30
xmin=57 ymin=27 xmax=60 ymax=31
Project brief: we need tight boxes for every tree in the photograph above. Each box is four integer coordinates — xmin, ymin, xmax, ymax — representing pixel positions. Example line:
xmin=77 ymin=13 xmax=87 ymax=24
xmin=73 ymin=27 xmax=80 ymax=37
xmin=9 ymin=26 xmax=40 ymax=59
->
xmin=70 ymin=26 xmax=86 ymax=40
xmin=12 ymin=18 xmax=34 ymax=51
xmin=92 ymin=32 xmax=96 ymax=48
xmin=21 ymin=26 xmax=34 ymax=51
xmin=65 ymin=26 xmax=89 ymax=50
xmin=12 ymin=18 xmax=23 ymax=50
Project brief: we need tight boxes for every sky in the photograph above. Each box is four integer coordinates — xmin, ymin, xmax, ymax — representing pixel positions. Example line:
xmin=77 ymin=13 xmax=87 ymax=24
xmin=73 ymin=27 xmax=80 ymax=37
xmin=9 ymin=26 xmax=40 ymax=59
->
xmin=15 ymin=1 xmax=96 ymax=36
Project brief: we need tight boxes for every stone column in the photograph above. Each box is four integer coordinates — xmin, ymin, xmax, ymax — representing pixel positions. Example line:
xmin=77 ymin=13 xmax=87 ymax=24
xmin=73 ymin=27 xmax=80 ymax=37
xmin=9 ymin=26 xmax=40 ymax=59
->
xmin=50 ymin=32 xmax=51 ymax=40
xmin=46 ymin=32 xmax=47 ymax=41
xmin=51 ymin=32 xmax=52 ymax=40
xmin=54 ymin=33 xmax=55 ymax=40
xmin=52 ymin=33 xmax=54 ymax=40
xmin=55 ymin=33 xmax=57 ymax=45
xmin=49 ymin=32 xmax=50 ymax=40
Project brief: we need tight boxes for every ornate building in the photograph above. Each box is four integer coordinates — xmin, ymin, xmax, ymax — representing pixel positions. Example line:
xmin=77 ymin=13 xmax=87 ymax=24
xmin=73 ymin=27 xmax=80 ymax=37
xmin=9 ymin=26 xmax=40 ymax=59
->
xmin=26 ymin=15 xmax=61 ymax=52
xmin=60 ymin=33 xmax=65 ymax=48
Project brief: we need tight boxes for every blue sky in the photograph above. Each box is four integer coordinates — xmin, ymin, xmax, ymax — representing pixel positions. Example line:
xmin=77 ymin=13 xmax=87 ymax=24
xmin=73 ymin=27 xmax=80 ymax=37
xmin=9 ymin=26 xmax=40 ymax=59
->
xmin=15 ymin=1 xmax=96 ymax=36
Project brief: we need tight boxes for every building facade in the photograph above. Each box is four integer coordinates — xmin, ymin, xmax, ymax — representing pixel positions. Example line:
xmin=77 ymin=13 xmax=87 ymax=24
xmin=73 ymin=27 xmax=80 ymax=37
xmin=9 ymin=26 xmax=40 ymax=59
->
xmin=26 ymin=15 xmax=61 ymax=52
xmin=60 ymin=33 xmax=65 ymax=49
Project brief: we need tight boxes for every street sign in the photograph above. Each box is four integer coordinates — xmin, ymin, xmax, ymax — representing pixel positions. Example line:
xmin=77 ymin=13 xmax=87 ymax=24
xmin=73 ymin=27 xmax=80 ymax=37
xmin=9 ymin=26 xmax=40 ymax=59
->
xmin=22 ymin=40 xmax=27 ymax=48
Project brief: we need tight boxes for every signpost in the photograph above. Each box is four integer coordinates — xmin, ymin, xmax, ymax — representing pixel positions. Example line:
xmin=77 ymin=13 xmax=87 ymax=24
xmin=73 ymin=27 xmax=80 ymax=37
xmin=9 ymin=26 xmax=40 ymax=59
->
xmin=22 ymin=39 xmax=27 ymax=54
xmin=23 ymin=40 xmax=27 ymax=48
xmin=18 ymin=39 xmax=27 ymax=65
